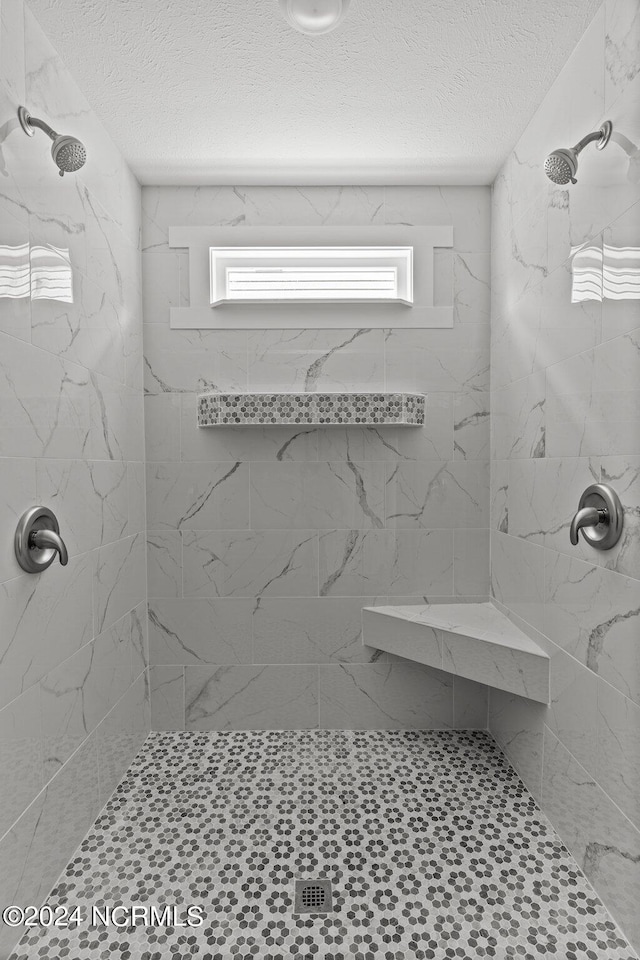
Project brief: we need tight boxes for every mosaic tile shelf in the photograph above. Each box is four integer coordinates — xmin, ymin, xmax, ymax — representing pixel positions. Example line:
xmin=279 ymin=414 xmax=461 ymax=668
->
xmin=363 ymin=602 xmax=550 ymax=704
xmin=10 ymin=730 xmax=637 ymax=960
xmin=197 ymin=392 xmax=425 ymax=426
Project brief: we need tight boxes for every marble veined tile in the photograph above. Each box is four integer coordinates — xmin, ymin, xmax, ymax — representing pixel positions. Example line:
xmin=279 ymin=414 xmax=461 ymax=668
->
xmin=148 ymin=598 xmax=252 ymax=665
xmin=545 ymin=645 xmax=598 ymax=772
xmin=595 ymin=681 xmax=640 ymax=829
xmin=130 ymin=602 xmax=148 ymax=677
xmin=96 ymin=673 xmax=150 ymax=806
xmin=453 ymin=392 xmax=490 ymax=461
xmin=544 ymin=550 xmax=640 ymax=705
xmin=453 ymin=252 xmax=491 ymax=326
xmin=253 ymin=597 xmax=385 ymax=665
xmin=144 ymin=325 xmax=248 ymax=395
xmin=490 ymin=688 xmax=545 ymax=801
xmin=362 ymin=609 xmax=442 ymax=668
xmin=318 ymin=662 xmax=453 ymax=730
xmin=385 ymin=326 xmax=489 ymax=396
xmin=144 ymin=394 xmax=181 ymax=462
xmin=0 ymin=733 xmax=100 ymax=960
xmin=88 ymin=374 xmax=143 ymax=463
xmin=185 ymin=664 xmax=318 ymax=730
xmin=318 ymin=529 xmax=454 ymax=598
xmin=182 ymin=529 xmax=318 ymax=598
xmin=601 ymin=201 xmax=640 ymax=343
xmin=454 ymin=529 xmax=490 ymax=596
xmin=0 ymin=686 xmax=43 ymax=839
xmin=383 ymin=601 xmax=544 ymax=651
xmin=147 ymin=531 xmax=182 ymax=598
xmin=39 ymin=613 xmax=134 ymax=780
xmin=0 ymin=554 xmax=93 ymax=711
xmin=453 ymin=676 xmax=489 ymax=730
xmin=315 ymin=398 xmax=453 ymax=461
xmin=31 ymin=270 xmax=126 ymax=384
xmin=150 ymin=665 xmax=184 ymax=731
xmin=36 ymin=458 xmax=129 ymax=555
xmin=605 ymin=0 xmax=640 ymax=108
xmin=142 ymin=249 xmax=182 ymax=325
xmin=0 ymin=209 xmax=30 ymax=343
xmin=247 ymin=328 xmax=385 ymax=394
xmin=491 ymin=371 xmax=545 ymax=461
xmin=127 ymin=461 xmax=146 ymax=538
xmin=94 ymin=533 xmax=146 ymax=634
xmin=442 ymin=631 xmax=548 ymax=704
xmin=141 ymin=185 xmax=385 ymax=250
xmin=542 ymin=726 xmax=640 ymax=947
xmin=385 ymin=460 xmax=488 ymax=529
xmin=490 ymin=532 xmax=545 ymax=635
xmin=146 ymin=461 xmax=250 ymax=530
xmin=251 ymin=461 xmax=385 ymax=530
xmin=0 ymin=332 xmax=92 ymax=460
xmin=383 ymin=186 xmax=491 ymax=253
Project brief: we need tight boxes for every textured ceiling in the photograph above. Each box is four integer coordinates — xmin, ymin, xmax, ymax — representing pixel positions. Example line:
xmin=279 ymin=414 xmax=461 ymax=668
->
xmin=28 ymin=0 xmax=602 ymax=184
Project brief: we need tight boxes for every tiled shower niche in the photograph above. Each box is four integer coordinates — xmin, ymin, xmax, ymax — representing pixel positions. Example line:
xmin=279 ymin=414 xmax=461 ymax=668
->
xmin=197 ymin=392 xmax=426 ymax=426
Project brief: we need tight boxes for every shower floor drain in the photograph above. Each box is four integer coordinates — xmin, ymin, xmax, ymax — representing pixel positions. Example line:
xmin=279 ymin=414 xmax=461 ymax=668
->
xmin=293 ymin=879 xmax=333 ymax=914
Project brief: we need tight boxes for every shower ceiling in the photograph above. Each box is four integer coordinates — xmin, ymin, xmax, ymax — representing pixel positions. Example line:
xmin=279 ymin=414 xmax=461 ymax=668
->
xmin=29 ymin=0 xmax=601 ymax=185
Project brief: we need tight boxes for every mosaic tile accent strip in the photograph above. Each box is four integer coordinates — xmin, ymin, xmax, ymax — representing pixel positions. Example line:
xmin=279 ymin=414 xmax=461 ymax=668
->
xmin=197 ymin=392 xmax=426 ymax=426
xmin=10 ymin=731 xmax=637 ymax=960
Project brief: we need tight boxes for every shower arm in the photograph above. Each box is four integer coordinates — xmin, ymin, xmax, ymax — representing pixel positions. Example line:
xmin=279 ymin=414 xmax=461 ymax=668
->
xmin=24 ymin=115 xmax=58 ymax=141
xmin=571 ymin=127 xmax=610 ymax=155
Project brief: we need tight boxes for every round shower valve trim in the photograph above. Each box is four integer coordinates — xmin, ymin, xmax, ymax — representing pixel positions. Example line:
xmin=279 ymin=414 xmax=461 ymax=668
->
xmin=15 ymin=506 xmax=69 ymax=573
xmin=569 ymin=483 xmax=623 ymax=551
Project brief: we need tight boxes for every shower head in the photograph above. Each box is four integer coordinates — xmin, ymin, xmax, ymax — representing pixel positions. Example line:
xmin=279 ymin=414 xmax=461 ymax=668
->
xmin=544 ymin=121 xmax=612 ymax=185
xmin=544 ymin=147 xmax=579 ymax=185
xmin=51 ymin=135 xmax=87 ymax=175
xmin=17 ymin=106 xmax=86 ymax=177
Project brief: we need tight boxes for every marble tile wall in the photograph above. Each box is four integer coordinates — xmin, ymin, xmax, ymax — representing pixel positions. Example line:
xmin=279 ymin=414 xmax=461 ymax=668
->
xmin=0 ymin=2 xmax=148 ymax=956
xmin=489 ymin=0 xmax=640 ymax=949
xmin=142 ymin=183 xmax=491 ymax=733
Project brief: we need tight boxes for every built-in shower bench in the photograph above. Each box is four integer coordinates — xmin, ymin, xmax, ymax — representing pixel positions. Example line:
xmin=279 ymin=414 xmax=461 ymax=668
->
xmin=362 ymin=602 xmax=550 ymax=704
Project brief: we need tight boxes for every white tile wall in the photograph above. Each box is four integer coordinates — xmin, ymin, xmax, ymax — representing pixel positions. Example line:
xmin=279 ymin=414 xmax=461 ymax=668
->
xmin=489 ymin=0 xmax=640 ymax=948
xmin=0 ymin=2 xmax=147 ymax=956
xmin=142 ymin=183 xmax=492 ymax=734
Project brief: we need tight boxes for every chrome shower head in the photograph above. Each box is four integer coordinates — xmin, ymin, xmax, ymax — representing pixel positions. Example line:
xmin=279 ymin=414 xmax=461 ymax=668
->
xmin=544 ymin=147 xmax=578 ymax=185
xmin=51 ymin=135 xmax=87 ymax=175
xmin=544 ymin=121 xmax=612 ymax=185
xmin=18 ymin=106 xmax=86 ymax=177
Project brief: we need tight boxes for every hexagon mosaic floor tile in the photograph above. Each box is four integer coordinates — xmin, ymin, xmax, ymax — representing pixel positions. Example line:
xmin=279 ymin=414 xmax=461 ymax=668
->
xmin=10 ymin=731 xmax=637 ymax=960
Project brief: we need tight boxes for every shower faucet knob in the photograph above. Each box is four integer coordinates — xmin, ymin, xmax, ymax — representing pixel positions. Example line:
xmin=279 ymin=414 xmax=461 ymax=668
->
xmin=569 ymin=483 xmax=623 ymax=550
xmin=569 ymin=506 xmax=606 ymax=545
xmin=15 ymin=506 xmax=69 ymax=573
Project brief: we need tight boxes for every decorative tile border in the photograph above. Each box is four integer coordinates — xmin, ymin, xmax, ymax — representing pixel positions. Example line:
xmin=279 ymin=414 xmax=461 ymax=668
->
xmin=197 ymin=392 xmax=426 ymax=427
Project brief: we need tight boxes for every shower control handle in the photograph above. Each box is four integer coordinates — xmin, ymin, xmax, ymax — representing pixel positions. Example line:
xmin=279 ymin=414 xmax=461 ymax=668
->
xmin=569 ymin=483 xmax=623 ymax=550
xmin=30 ymin=527 xmax=68 ymax=565
xmin=15 ymin=506 xmax=69 ymax=573
xmin=569 ymin=506 xmax=606 ymax=545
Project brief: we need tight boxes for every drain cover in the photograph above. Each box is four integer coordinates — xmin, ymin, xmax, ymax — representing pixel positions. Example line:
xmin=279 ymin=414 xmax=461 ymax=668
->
xmin=293 ymin=879 xmax=333 ymax=914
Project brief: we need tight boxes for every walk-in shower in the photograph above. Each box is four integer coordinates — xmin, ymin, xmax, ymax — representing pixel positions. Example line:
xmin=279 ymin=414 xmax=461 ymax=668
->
xmin=2 ymin=0 xmax=639 ymax=958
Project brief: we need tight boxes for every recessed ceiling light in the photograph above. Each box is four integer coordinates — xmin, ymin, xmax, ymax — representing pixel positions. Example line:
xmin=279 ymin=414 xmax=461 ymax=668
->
xmin=279 ymin=0 xmax=351 ymax=35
